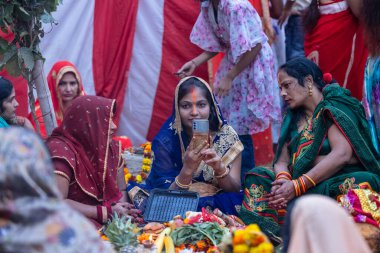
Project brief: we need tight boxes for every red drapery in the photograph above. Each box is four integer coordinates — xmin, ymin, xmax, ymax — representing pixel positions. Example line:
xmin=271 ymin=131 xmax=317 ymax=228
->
xmin=93 ymin=0 xmax=139 ymax=123
xmin=146 ymin=0 xmax=208 ymax=140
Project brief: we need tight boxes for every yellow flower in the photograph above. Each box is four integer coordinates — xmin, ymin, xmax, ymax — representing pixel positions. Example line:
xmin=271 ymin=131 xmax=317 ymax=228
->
xmin=250 ymin=242 xmax=273 ymax=253
xmin=142 ymin=158 xmax=152 ymax=165
xmin=124 ymin=175 xmax=129 ymax=184
xmin=246 ymin=224 xmax=260 ymax=232
xmin=233 ymin=230 xmax=246 ymax=245
xmin=123 ymin=167 xmax=129 ymax=174
xmin=142 ymin=165 xmax=151 ymax=172
xmin=233 ymin=244 xmax=249 ymax=253
xmin=126 ymin=173 xmax=132 ymax=179
xmin=136 ymin=174 xmax=143 ymax=183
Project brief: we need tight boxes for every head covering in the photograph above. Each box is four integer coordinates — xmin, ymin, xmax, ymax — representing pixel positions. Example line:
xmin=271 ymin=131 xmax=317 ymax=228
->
xmin=147 ymin=76 xmax=242 ymax=189
xmin=172 ymin=76 xmax=224 ymax=155
xmin=46 ymin=96 xmax=122 ymax=205
xmin=287 ymin=195 xmax=371 ymax=253
xmin=0 ymin=128 xmax=114 ymax=253
xmin=47 ymin=61 xmax=85 ymax=123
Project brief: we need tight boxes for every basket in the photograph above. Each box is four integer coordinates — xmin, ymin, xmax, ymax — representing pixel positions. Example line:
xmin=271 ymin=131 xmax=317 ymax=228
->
xmin=143 ymin=189 xmax=199 ymax=222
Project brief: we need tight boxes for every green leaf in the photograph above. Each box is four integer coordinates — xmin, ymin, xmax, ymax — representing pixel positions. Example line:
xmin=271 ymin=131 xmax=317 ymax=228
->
xmin=5 ymin=54 xmax=21 ymax=77
xmin=15 ymin=6 xmax=32 ymax=21
xmin=4 ymin=4 xmax=14 ymax=24
xmin=18 ymin=47 xmax=34 ymax=71
xmin=0 ymin=48 xmax=15 ymax=67
xmin=0 ymin=37 xmax=9 ymax=50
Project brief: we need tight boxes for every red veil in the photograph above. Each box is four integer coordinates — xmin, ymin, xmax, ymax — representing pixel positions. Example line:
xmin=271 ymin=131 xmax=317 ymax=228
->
xmin=29 ymin=61 xmax=85 ymax=137
xmin=47 ymin=96 xmax=123 ymax=205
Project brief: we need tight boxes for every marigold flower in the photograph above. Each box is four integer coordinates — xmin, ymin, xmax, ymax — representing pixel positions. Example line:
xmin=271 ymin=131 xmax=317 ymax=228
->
xmin=136 ymin=174 xmax=143 ymax=183
xmin=246 ymin=224 xmax=260 ymax=232
xmin=233 ymin=244 xmax=249 ymax=253
xmin=142 ymin=165 xmax=151 ymax=172
xmin=123 ymin=167 xmax=129 ymax=174
xmin=233 ymin=230 xmax=246 ymax=245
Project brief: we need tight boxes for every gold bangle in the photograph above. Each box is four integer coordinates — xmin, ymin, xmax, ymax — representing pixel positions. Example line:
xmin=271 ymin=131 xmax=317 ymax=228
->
xmin=215 ymin=165 xmax=230 ymax=179
xmin=175 ymin=176 xmax=191 ymax=189
xmin=303 ymin=174 xmax=317 ymax=187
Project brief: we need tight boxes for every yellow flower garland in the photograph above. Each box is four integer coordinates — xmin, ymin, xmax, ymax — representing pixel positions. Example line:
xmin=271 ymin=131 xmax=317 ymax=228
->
xmin=124 ymin=142 xmax=153 ymax=184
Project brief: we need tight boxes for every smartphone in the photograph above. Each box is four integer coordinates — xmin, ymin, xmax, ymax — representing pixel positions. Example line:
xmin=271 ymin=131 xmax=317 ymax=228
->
xmin=192 ymin=119 xmax=210 ymax=148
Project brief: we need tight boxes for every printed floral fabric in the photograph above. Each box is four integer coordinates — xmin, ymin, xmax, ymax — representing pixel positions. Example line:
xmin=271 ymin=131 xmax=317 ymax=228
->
xmin=0 ymin=128 xmax=114 ymax=253
xmin=190 ymin=0 xmax=281 ymax=134
xmin=363 ymin=56 xmax=380 ymax=155
xmin=340 ymin=188 xmax=380 ymax=228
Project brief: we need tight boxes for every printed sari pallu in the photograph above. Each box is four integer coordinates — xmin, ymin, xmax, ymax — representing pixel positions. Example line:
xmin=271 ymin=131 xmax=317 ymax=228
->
xmin=239 ymin=84 xmax=380 ymax=237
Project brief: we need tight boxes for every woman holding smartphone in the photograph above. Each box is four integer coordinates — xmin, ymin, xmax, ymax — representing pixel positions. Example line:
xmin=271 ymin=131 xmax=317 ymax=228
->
xmin=146 ymin=76 xmax=243 ymax=215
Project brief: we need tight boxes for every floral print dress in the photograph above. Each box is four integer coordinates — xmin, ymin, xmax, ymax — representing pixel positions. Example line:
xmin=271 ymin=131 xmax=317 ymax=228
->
xmin=190 ymin=0 xmax=281 ymax=135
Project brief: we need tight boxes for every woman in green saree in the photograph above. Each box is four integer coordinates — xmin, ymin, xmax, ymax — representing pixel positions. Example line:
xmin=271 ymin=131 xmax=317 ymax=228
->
xmin=240 ymin=57 xmax=380 ymax=237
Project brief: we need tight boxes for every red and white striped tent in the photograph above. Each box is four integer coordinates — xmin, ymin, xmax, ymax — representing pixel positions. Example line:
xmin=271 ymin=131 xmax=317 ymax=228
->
xmin=2 ymin=0 xmax=274 ymax=164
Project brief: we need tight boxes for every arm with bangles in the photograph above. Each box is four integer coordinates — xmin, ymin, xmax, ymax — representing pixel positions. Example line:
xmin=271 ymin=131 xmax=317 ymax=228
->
xmin=267 ymin=123 xmax=356 ymax=208
xmin=170 ymin=140 xmax=241 ymax=192
xmin=54 ymin=159 xmax=139 ymax=224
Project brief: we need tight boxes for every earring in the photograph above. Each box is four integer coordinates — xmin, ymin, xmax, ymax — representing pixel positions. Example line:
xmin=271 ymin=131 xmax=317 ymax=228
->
xmin=308 ymin=85 xmax=313 ymax=96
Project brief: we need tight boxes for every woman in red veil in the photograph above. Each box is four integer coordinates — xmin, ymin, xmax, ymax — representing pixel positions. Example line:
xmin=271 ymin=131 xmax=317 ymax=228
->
xmin=29 ymin=61 xmax=85 ymax=137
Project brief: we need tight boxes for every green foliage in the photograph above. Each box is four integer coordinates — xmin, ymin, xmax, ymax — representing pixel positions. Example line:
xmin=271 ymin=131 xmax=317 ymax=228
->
xmin=0 ymin=0 xmax=61 ymax=78
xmin=104 ymin=213 xmax=141 ymax=251
xmin=171 ymin=222 xmax=229 ymax=246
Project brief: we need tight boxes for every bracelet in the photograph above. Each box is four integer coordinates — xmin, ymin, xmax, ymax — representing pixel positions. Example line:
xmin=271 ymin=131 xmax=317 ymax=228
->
xmin=292 ymin=180 xmax=300 ymax=197
xmin=275 ymin=171 xmax=292 ymax=180
xmin=303 ymin=174 xmax=317 ymax=187
xmin=215 ymin=165 xmax=230 ymax=179
xmin=191 ymin=60 xmax=197 ymax=67
xmin=299 ymin=177 xmax=307 ymax=193
xmin=175 ymin=176 xmax=191 ymax=189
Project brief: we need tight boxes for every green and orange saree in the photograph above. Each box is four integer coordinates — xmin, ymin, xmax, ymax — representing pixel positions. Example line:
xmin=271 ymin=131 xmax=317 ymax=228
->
xmin=240 ymin=84 xmax=380 ymax=236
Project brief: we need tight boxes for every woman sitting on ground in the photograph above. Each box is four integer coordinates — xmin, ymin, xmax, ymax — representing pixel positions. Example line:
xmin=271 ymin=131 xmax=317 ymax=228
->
xmin=146 ymin=76 xmax=243 ymax=215
xmin=47 ymin=96 xmax=141 ymax=228
xmin=30 ymin=61 xmax=85 ymax=137
xmin=0 ymin=128 xmax=114 ymax=253
xmin=240 ymin=57 xmax=380 ymax=237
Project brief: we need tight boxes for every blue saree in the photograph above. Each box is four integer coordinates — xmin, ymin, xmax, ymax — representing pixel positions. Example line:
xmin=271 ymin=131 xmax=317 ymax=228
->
xmin=145 ymin=76 xmax=244 ymax=215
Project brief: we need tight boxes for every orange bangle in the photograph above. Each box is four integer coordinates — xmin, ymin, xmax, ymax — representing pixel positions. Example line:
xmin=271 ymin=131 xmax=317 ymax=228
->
xmin=299 ymin=177 xmax=307 ymax=194
xmin=292 ymin=180 xmax=300 ymax=197
xmin=276 ymin=171 xmax=292 ymax=180
xmin=303 ymin=174 xmax=317 ymax=187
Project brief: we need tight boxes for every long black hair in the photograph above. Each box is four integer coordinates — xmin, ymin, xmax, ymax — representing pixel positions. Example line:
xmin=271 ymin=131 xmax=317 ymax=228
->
xmin=303 ymin=0 xmax=320 ymax=33
xmin=362 ymin=0 xmax=380 ymax=56
xmin=178 ymin=77 xmax=219 ymax=132
xmin=0 ymin=77 xmax=13 ymax=113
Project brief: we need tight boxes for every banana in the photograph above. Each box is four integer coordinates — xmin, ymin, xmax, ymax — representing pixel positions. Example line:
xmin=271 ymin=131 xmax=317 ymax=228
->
xmin=164 ymin=236 xmax=175 ymax=253
xmin=155 ymin=227 xmax=171 ymax=253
